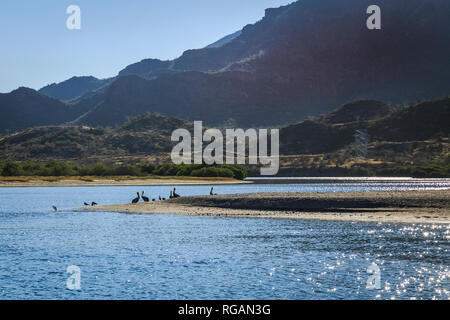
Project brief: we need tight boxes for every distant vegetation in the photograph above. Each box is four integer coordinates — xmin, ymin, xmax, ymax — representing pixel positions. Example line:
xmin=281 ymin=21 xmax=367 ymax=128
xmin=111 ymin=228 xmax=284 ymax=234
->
xmin=0 ymin=161 xmax=247 ymax=180
xmin=269 ymin=155 xmax=450 ymax=178
xmin=372 ymin=155 xmax=450 ymax=178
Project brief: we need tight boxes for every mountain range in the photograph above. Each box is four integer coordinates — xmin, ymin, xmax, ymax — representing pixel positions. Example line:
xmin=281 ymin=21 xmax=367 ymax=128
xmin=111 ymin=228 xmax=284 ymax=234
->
xmin=1 ymin=0 xmax=450 ymax=133
xmin=1 ymin=98 xmax=448 ymax=166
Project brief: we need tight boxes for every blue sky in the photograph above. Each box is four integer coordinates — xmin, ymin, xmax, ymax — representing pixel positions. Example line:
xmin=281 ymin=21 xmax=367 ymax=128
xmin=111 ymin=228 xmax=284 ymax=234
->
xmin=0 ymin=0 xmax=293 ymax=93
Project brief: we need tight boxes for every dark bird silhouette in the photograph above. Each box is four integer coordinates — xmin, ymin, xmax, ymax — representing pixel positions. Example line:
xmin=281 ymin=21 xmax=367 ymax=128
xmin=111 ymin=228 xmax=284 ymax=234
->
xmin=141 ymin=191 xmax=149 ymax=202
xmin=132 ymin=192 xmax=140 ymax=204
xmin=210 ymin=187 xmax=217 ymax=195
xmin=173 ymin=187 xmax=180 ymax=198
xmin=91 ymin=202 xmax=97 ymax=206
xmin=159 ymin=195 xmax=161 ymax=201
xmin=83 ymin=202 xmax=89 ymax=206
xmin=52 ymin=205 xmax=58 ymax=212
xmin=152 ymin=198 xmax=156 ymax=202
xmin=169 ymin=191 xmax=173 ymax=199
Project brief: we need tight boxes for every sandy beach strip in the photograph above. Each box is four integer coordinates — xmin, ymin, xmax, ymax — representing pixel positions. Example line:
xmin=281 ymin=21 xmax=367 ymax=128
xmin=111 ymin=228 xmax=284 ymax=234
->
xmin=0 ymin=177 xmax=250 ymax=187
xmin=80 ymin=190 xmax=450 ymax=224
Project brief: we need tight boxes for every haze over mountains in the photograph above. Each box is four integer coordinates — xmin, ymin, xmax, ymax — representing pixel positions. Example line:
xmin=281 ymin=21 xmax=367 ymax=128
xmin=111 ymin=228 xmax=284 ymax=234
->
xmin=1 ymin=0 xmax=450 ymax=133
xmin=0 ymin=87 xmax=93 ymax=133
xmin=39 ymin=76 xmax=114 ymax=102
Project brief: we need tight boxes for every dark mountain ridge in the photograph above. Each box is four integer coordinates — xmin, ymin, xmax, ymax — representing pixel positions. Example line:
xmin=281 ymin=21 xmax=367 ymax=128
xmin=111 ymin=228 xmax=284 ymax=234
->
xmin=72 ymin=0 xmax=450 ymax=128
xmin=2 ymin=0 xmax=450 ymax=132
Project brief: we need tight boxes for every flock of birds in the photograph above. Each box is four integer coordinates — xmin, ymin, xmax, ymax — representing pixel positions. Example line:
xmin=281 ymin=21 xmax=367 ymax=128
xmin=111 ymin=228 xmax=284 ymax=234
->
xmin=60 ymin=187 xmax=219 ymax=210
xmin=130 ymin=186 xmax=217 ymax=204
xmin=52 ymin=187 xmax=218 ymax=211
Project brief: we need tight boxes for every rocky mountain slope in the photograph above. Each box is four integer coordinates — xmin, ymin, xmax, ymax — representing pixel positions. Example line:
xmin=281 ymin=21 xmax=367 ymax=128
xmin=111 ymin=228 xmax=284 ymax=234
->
xmin=0 ymin=113 xmax=192 ymax=161
xmin=280 ymin=97 xmax=450 ymax=155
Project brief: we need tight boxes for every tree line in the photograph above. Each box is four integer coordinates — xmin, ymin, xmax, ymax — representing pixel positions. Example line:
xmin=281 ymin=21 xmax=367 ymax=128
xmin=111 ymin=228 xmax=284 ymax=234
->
xmin=0 ymin=161 xmax=247 ymax=180
xmin=350 ymin=155 xmax=450 ymax=178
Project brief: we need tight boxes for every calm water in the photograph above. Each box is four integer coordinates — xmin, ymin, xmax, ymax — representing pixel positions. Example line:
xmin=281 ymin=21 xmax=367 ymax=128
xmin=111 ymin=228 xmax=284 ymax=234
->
xmin=0 ymin=181 xmax=449 ymax=299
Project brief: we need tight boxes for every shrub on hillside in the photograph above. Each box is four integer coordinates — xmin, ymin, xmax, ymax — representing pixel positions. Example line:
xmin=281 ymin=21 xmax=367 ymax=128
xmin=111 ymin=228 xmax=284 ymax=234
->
xmin=190 ymin=167 xmax=234 ymax=178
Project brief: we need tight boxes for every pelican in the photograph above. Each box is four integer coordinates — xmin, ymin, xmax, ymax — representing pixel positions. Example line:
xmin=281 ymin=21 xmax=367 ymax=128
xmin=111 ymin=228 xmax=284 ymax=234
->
xmin=52 ymin=205 xmax=58 ymax=212
xmin=131 ymin=192 xmax=140 ymax=204
xmin=169 ymin=191 xmax=173 ymax=199
xmin=141 ymin=191 xmax=149 ymax=202
xmin=210 ymin=187 xmax=217 ymax=195
xmin=83 ymin=202 xmax=89 ymax=206
xmin=173 ymin=187 xmax=180 ymax=198
xmin=91 ymin=202 xmax=97 ymax=206
xmin=158 ymin=195 xmax=161 ymax=201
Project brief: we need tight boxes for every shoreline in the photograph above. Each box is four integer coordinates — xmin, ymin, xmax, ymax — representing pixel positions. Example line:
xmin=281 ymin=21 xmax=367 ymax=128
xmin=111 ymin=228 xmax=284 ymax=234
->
xmin=80 ymin=190 xmax=450 ymax=224
xmin=244 ymin=177 xmax=450 ymax=184
xmin=0 ymin=177 xmax=250 ymax=187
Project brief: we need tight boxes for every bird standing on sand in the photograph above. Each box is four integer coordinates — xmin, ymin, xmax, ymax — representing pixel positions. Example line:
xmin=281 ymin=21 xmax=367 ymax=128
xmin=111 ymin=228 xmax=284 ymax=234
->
xmin=52 ymin=206 xmax=58 ymax=212
xmin=91 ymin=202 xmax=97 ymax=206
xmin=158 ymin=195 xmax=161 ymax=201
xmin=141 ymin=191 xmax=149 ymax=202
xmin=132 ymin=192 xmax=140 ymax=204
xmin=210 ymin=187 xmax=217 ymax=195
xmin=173 ymin=187 xmax=180 ymax=198
xmin=169 ymin=191 xmax=173 ymax=199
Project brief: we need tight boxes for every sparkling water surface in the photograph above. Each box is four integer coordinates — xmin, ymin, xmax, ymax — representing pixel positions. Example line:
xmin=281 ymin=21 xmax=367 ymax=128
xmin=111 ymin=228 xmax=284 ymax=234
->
xmin=0 ymin=180 xmax=449 ymax=299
